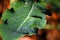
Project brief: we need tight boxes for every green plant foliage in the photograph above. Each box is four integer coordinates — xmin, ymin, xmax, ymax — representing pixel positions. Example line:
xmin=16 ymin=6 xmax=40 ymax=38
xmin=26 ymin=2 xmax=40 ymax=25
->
xmin=0 ymin=0 xmax=47 ymax=40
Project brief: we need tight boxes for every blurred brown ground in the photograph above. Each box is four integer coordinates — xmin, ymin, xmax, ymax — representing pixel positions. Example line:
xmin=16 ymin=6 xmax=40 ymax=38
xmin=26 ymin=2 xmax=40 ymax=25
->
xmin=19 ymin=29 xmax=60 ymax=40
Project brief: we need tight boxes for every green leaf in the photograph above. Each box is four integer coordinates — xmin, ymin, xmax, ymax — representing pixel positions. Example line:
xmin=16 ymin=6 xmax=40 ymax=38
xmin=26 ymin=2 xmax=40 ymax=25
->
xmin=0 ymin=0 xmax=46 ymax=40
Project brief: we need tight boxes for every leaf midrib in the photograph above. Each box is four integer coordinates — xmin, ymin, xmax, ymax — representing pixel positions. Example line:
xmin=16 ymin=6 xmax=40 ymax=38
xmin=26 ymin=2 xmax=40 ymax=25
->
xmin=12 ymin=4 xmax=35 ymax=36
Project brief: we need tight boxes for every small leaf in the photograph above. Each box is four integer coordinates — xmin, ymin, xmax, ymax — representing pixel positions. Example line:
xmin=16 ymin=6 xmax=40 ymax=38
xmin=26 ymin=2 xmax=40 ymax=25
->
xmin=0 ymin=0 xmax=46 ymax=40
